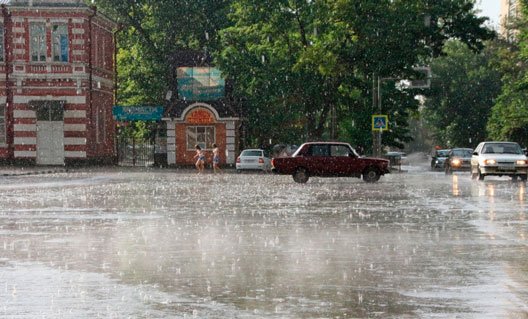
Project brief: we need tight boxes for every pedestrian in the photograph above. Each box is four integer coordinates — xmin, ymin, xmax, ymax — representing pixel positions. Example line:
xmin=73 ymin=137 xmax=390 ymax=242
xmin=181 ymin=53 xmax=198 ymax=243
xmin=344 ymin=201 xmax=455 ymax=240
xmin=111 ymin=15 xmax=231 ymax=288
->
xmin=193 ymin=144 xmax=205 ymax=173
xmin=211 ymin=143 xmax=221 ymax=173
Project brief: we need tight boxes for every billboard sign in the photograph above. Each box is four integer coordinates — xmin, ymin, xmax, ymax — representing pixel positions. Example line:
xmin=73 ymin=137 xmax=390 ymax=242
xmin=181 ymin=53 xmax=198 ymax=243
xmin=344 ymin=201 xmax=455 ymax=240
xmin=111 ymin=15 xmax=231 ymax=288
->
xmin=177 ymin=67 xmax=225 ymax=101
xmin=408 ymin=66 xmax=431 ymax=89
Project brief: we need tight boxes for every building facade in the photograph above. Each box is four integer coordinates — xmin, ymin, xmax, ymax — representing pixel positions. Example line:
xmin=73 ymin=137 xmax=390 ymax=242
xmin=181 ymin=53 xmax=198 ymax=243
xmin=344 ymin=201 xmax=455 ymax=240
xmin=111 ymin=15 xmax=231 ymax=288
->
xmin=0 ymin=0 xmax=116 ymax=165
xmin=163 ymin=50 xmax=241 ymax=167
xmin=500 ymin=0 xmax=521 ymax=40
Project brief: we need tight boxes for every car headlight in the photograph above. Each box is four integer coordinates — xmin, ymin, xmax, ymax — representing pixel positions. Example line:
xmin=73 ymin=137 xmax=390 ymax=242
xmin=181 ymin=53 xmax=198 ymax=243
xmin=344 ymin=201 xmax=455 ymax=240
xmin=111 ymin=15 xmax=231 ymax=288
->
xmin=484 ymin=159 xmax=497 ymax=165
xmin=516 ymin=160 xmax=527 ymax=165
xmin=451 ymin=159 xmax=461 ymax=166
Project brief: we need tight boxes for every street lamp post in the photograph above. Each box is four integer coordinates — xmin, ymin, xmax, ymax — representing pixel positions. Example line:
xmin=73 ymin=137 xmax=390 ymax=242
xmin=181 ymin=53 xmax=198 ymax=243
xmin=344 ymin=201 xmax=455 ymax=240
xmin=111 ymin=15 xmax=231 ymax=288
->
xmin=372 ymin=75 xmax=392 ymax=158
xmin=372 ymin=67 xmax=431 ymax=157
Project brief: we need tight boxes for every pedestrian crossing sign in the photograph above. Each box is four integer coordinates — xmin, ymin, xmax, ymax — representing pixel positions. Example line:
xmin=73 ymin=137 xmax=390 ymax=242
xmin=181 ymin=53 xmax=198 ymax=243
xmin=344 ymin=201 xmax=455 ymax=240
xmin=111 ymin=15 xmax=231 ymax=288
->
xmin=372 ymin=115 xmax=388 ymax=131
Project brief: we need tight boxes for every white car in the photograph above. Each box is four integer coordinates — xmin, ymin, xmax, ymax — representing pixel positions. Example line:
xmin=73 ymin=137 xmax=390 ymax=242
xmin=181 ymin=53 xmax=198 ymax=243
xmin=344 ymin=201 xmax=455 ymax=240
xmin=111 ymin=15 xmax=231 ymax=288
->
xmin=471 ymin=141 xmax=528 ymax=181
xmin=236 ymin=149 xmax=271 ymax=172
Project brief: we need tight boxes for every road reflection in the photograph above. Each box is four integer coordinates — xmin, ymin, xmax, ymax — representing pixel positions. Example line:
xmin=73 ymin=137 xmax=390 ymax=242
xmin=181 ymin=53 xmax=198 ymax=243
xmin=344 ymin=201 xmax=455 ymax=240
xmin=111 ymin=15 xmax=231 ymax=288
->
xmin=1 ymin=170 xmax=527 ymax=318
xmin=451 ymin=175 xmax=460 ymax=196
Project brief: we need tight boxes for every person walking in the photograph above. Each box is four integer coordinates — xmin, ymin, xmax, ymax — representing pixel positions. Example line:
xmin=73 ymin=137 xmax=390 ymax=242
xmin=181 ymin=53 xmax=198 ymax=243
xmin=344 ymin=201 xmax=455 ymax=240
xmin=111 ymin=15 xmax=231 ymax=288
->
xmin=193 ymin=144 xmax=205 ymax=173
xmin=211 ymin=143 xmax=221 ymax=173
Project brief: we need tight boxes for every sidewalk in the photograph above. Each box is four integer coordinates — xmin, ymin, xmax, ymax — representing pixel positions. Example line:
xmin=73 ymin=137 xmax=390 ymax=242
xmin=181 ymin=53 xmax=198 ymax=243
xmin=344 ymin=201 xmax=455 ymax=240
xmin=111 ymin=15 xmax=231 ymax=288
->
xmin=0 ymin=165 xmax=239 ymax=176
xmin=0 ymin=165 xmax=70 ymax=177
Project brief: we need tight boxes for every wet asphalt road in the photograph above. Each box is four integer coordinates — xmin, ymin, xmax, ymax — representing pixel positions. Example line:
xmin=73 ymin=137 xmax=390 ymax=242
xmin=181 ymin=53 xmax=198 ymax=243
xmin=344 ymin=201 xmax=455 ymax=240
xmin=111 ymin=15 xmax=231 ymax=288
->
xmin=0 ymin=164 xmax=527 ymax=318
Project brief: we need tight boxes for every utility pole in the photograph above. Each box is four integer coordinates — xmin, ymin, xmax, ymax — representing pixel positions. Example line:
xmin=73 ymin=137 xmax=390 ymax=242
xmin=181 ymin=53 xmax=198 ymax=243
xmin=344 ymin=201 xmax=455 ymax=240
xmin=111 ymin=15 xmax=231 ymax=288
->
xmin=372 ymin=74 xmax=378 ymax=157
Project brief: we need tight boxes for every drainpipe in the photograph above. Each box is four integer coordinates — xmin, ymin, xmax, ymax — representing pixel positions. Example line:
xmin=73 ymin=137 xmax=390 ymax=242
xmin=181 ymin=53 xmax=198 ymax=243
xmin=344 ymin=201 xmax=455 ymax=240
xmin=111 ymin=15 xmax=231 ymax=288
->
xmin=113 ymin=23 xmax=123 ymax=106
xmin=1 ymin=4 xmax=12 ymax=160
xmin=113 ymin=23 xmax=123 ymax=162
xmin=88 ymin=6 xmax=96 ymax=157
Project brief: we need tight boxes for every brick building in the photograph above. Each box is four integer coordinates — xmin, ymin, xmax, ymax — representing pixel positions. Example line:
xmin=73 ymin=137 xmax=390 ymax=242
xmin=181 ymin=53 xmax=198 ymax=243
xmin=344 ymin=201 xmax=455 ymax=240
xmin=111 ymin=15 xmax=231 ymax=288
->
xmin=0 ymin=0 xmax=116 ymax=165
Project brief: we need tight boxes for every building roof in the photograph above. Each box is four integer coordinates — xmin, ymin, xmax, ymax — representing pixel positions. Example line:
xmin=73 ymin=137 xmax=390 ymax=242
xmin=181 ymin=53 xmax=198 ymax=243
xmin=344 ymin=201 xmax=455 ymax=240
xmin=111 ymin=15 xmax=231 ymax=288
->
xmin=165 ymin=50 xmax=242 ymax=119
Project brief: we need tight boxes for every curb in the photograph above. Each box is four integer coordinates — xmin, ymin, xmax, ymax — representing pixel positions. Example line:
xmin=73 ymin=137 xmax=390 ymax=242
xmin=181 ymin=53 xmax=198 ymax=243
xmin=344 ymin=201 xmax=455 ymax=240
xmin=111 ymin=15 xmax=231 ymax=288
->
xmin=0 ymin=168 xmax=69 ymax=177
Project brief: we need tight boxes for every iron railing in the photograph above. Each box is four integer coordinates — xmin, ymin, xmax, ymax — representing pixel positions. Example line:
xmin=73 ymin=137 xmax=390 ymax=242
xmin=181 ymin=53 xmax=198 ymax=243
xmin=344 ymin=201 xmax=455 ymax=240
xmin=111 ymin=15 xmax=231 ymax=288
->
xmin=117 ymin=137 xmax=155 ymax=167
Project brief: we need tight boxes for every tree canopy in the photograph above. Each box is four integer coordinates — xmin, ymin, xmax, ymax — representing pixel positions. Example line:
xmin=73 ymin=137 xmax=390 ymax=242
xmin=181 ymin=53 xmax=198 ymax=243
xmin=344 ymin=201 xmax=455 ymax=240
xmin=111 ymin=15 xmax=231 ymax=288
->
xmin=216 ymin=0 xmax=493 ymax=149
xmin=422 ymin=39 xmax=503 ymax=148
xmin=487 ymin=0 xmax=528 ymax=146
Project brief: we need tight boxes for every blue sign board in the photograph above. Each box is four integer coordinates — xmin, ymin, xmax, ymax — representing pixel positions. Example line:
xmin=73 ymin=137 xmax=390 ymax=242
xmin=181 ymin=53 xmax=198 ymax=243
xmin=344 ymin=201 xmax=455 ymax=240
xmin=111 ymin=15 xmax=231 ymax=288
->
xmin=112 ymin=106 xmax=164 ymax=121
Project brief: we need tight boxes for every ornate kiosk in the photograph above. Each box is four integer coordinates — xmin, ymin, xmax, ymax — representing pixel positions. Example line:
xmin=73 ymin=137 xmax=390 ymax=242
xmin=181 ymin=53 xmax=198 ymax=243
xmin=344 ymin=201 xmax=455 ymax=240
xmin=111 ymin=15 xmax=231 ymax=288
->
xmin=162 ymin=50 xmax=241 ymax=167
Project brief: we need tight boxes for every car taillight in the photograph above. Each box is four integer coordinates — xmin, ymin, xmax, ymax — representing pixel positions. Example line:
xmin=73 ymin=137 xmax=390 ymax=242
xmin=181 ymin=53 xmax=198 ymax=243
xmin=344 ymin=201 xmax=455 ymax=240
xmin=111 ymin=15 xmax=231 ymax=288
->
xmin=236 ymin=157 xmax=240 ymax=163
xmin=259 ymin=158 xmax=264 ymax=164
xmin=271 ymin=158 xmax=275 ymax=166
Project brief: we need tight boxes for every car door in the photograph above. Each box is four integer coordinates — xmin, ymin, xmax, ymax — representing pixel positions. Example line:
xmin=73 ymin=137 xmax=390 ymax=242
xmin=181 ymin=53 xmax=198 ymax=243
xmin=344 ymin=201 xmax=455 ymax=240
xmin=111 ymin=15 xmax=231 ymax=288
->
xmin=305 ymin=144 xmax=330 ymax=175
xmin=330 ymin=144 xmax=358 ymax=176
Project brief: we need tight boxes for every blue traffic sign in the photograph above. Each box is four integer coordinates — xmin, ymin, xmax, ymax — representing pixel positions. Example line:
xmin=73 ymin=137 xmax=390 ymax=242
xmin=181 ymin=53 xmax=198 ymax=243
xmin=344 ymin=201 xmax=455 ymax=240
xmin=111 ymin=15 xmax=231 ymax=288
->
xmin=372 ymin=115 xmax=388 ymax=131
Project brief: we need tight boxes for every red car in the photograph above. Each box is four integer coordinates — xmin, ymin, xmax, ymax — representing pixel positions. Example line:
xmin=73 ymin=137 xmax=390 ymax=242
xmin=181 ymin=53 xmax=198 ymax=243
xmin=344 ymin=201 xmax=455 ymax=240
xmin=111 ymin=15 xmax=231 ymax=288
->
xmin=271 ymin=142 xmax=390 ymax=183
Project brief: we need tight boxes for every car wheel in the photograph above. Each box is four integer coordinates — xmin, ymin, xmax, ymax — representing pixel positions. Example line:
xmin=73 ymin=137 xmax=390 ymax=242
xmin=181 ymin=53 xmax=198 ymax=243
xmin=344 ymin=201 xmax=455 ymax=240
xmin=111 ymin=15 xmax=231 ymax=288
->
xmin=478 ymin=167 xmax=485 ymax=181
xmin=293 ymin=168 xmax=309 ymax=183
xmin=512 ymin=175 xmax=518 ymax=181
xmin=521 ymin=175 xmax=528 ymax=182
xmin=362 ymin=167 xmax=380 ymax=183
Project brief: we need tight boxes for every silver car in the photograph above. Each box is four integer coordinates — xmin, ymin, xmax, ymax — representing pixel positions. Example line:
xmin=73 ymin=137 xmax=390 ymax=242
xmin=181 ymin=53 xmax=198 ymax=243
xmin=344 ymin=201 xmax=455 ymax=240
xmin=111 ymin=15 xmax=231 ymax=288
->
xmin=235 ymin=149 xmax=271 ymax=172
xmin=471 ymin=141 xmax=528 ymax=181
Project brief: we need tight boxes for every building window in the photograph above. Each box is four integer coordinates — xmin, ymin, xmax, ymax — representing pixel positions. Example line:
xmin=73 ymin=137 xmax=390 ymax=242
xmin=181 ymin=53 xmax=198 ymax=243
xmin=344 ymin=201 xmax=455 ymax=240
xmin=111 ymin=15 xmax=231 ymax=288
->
xmin=52 ymin=24 xmax=69 ymax=62
xmin=186 ymin=126 xmax=215 ymax=150
xmin=30 ymin=23 xmax=46 ymax=62
xmin=0 ymin=104 xmax=6 ymax=145
xmin=35 ymin=101 xmax=64 ymax=121
xmin=0 ymin=25 xmax=4 ymax=62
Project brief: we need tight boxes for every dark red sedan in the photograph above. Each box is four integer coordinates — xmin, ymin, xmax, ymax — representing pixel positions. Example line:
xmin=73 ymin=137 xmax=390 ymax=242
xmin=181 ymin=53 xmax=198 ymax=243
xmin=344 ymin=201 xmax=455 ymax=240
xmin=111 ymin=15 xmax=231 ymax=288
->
xmin=271 ymin=142 xmax=390 ymax=183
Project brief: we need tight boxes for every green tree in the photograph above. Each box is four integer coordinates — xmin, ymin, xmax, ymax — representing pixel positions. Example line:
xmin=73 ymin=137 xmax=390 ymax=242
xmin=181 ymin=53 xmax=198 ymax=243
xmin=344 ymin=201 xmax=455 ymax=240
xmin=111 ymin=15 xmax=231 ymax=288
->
xmin=95 ymin=0 xmax=233 ymax=105
xmin=487 ymin=0 xmax=528 ymax=146
xmin=422 ymin=39 xmax=503 ymax=148
xmin=216 ymin=0 xmax=494 ymax=150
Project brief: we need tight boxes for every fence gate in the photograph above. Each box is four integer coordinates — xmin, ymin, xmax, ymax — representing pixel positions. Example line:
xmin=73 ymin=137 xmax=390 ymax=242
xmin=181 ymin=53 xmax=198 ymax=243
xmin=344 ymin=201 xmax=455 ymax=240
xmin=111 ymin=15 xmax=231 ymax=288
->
xmin=117 ymin=137 xmax=155 ymax=167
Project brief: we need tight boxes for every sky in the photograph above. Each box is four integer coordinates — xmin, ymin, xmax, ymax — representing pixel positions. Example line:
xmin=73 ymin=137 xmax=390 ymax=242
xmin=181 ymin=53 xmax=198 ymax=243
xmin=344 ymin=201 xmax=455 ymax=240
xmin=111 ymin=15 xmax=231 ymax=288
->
xmin=475 ymin=0 xmax=501 ymax=27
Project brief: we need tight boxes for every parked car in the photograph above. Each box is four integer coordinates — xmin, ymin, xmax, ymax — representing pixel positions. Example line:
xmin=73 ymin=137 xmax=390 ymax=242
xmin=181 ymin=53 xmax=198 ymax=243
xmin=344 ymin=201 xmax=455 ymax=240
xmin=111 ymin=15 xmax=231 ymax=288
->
xmin=271 ymin=142 xmax=390 ymax=183
xmin=431 ymin=149 xmax=451 ymax=170
xmin=444 ymin=148 xmax=473 ymax=174
xmin=470 ymin=141 xmax=528 ymax=181
xmin=385 ymin=151 xmax=408 ymax=166
xmin=236 ymin=149 xmax=271 ymax=172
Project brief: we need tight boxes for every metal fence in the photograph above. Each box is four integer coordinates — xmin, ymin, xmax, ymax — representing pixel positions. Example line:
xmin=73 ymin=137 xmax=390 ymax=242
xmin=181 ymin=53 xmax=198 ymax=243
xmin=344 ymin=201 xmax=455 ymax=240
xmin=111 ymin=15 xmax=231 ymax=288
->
xmin=117 ymin=137 xmax=155 ymax=167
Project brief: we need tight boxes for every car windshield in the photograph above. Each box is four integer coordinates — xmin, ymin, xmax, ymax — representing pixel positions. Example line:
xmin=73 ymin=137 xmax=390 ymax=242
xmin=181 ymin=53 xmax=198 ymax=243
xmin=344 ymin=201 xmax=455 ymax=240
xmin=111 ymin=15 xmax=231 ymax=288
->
xmin=437 ymin=150 xmax=450 ymax=157
xmin=241 ymin=150 xmax=263 ymax=157
xmin=482 ymin=143 xmax=523 ymax=154
xmin=452 ymin=149 xmax=472 ymax=157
